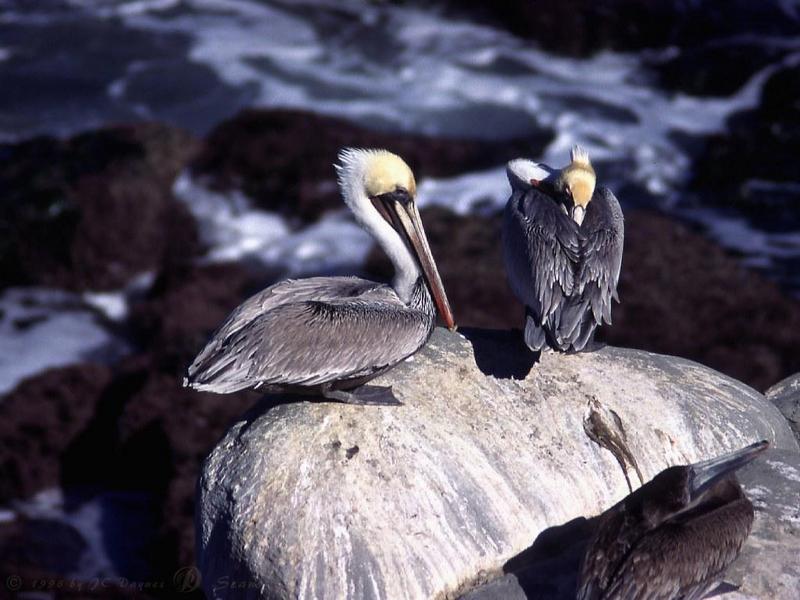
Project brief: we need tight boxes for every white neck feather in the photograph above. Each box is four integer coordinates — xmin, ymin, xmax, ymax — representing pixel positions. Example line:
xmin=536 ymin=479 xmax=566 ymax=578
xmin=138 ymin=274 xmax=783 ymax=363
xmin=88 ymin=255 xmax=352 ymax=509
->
xmin=336 ymin=152 xmax=420 ymax=303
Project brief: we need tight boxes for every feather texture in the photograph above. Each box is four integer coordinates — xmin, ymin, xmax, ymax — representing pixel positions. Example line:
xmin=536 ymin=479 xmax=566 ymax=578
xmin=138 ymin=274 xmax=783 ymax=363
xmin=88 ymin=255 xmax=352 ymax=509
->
xmin=503 ymin=181 xmax=624 ymax=352
xmin=186 ymin=276 xmax=434 ymax=393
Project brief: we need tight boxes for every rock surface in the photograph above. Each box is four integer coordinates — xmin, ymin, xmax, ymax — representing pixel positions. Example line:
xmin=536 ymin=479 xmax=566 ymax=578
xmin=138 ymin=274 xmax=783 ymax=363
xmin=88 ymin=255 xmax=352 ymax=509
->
xmin=0 ymin=364 xmax=111 ymax=503
xmin=726 ymin=448 xmax=800 ymax=600
xmin=0 ymin=123 xmax=201 ymax=291
xmin=196 ymin=328 xmax=797 ymax=600
xmin=767 ymin=373 xmax=800 ymax=445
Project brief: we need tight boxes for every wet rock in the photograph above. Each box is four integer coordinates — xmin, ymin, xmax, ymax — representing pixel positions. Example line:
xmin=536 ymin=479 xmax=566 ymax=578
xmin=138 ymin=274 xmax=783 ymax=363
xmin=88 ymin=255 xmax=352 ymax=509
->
xmin=191 ymin=108 xmax=552 ymax=223
xmin=690 ymin=64 xmax=800 ymax=228
xmin=46 ymin=352 xmax=257 ymax=579
xmin=0 ymin=364 xmax=111 ymax=504
xmin=0 ymin=514 xmax=144 ymax=599
xmin=110 ymin=359 xmax=256 ymax=571
xmin=0 ymin=261 xmax=270 ymax=578
xmin=433 ymin=1 xmax=799 ymax=58
xmin=649 ymin=41 xmax=787 ymax=97
xmin=602 ymin=211 xmax=800 ymax=392
xmin=0 ymin=123 xmax=202 ymax=291
xmin=197 ymin=328 xmax=796 ymax=600
xmin=459 ymin=447 xmax=800 ymax=600
xmin=0 ymin=516 xmax=87 ymax=575
xmin=766 ymin=373 xmax=800 ymax=445
xmin=367 ymin=206 xmax=800 ymax=391
xmin=128 ymin=261 xmax=268 ymax=372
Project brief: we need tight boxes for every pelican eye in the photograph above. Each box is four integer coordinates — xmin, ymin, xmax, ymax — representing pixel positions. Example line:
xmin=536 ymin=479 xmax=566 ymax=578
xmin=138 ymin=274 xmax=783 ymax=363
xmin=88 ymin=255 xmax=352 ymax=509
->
xmin=376 ymin=187 xmax=412 ymax=205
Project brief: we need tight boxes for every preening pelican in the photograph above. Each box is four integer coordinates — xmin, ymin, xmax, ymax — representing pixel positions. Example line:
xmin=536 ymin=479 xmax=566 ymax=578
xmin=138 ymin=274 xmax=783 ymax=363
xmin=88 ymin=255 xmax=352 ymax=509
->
xmin=184 ymin=148 xmax=455 ymax=406
xmin=578 ymin=440 xmax=768 ymax=600
xmin=502 ymin=146 xmax=624 ymax=352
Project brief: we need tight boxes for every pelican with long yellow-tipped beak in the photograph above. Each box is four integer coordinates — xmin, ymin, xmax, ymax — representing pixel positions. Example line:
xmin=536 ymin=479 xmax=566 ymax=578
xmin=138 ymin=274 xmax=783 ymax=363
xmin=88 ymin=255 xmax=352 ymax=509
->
xmin=184 ymin=148 xmax=455 ymax=406
xmin=503 ymin=145 xmax=624 ymax=352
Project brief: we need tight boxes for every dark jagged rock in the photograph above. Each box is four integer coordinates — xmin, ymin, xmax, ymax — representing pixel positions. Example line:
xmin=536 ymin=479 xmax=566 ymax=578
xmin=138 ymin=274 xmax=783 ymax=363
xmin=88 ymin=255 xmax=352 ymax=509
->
xmin=366 ymin=207 xmax=800 ymax=391
xmin=690 ymin=64 xmax=800 ymax=227
xmin=0 ymin=517 xmax=87 ymax=576
xmin=41 ymin=354 xmax=256 ymax=580
xmin=111 ymin=359 xmax=257 ymax=571
xmin=191 ymin=108 xmax=552 ymax=223
xmin=0 ymin=123 xmax=202 ymax=291
xmin=649 ymin=41 xmax=787 ymax=97
xmin=429 ymin=1 xmax=799 ymax=58
xmin=0 ymin=261 xmax=269 ymax=578
xmin=0 ymin=364 xmax=111 ymax=504
xmin=602 ymin=211 xmax=800 ymax=392
xmin=128 ymin=261 xmax=269 ymax=371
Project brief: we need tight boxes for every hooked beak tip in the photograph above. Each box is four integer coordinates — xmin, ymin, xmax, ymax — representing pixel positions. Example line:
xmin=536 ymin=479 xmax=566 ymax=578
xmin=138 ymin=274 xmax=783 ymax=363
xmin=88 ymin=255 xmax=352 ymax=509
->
xmin=691 ymin=440 xmax=769 ymax=497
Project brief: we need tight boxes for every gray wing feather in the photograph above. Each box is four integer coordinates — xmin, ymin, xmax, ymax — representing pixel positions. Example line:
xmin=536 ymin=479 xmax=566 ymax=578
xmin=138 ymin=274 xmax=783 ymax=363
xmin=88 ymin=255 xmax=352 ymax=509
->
xmin=560 ymin=188 xmax=624 ymax=350
xmin=576 ymin=187 xmax=624 ymax=326
xmin=186 ymin=276 xmax=431 ymax=393
xmin=503 ymin=188 xmax=581 ymax=334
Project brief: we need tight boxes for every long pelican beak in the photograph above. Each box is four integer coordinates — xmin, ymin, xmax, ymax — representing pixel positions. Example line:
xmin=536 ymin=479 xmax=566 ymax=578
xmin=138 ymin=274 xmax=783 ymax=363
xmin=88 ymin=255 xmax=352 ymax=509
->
xmin=690 ymin=440 xmax=768 ymax=499
xmin=374 ymin=195 xmax=456 ymax=330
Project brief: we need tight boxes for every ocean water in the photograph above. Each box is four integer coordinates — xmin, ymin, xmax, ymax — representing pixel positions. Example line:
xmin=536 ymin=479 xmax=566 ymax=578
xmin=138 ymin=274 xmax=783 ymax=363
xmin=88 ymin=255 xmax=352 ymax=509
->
xmin=2 ymin=0 xmax=799 ymax=292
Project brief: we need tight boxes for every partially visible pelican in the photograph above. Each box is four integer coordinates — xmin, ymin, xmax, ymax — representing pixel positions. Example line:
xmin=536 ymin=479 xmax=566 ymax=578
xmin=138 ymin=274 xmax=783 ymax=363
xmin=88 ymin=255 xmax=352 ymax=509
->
xmin=502 ymin=146 xmax=624 ymax=352
xmin=578 ymin=440 xmax=768 ymax=600
xmin=184 ymin=148 xmax=455 ymax=406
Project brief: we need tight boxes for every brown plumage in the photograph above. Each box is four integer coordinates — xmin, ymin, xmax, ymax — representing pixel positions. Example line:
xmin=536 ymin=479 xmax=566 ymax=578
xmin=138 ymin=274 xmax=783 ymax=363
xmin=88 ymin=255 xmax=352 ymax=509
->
xmin=577 ymin=440 xmax=768 ymax=600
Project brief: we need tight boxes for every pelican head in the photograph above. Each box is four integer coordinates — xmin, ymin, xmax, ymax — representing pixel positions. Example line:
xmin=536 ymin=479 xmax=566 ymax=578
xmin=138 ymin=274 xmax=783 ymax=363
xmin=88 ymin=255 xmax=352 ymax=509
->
xmin=642 ymin=440 xmax=768 ymax=528
xmin=556 ymin=145 xmax=596 ymax=226
xmin=336 ymin=148 xmax=455 ymax=330
xmin=506 ymin=158 xmax=558 ymax=192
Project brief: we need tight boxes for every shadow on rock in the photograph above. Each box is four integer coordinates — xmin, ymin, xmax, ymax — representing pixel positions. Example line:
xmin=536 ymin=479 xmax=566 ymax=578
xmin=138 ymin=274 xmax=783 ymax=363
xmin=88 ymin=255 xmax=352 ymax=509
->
xmin=461 ymin=516 xmax=597 ymax=600
xmin=460 ymin=327 xmax=538 ymax=379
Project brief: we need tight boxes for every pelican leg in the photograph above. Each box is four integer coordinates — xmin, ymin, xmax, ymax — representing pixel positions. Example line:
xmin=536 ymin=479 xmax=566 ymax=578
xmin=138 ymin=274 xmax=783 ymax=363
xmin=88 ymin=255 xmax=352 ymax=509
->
xmin=321 ymin=384 xmax=403 ymax=406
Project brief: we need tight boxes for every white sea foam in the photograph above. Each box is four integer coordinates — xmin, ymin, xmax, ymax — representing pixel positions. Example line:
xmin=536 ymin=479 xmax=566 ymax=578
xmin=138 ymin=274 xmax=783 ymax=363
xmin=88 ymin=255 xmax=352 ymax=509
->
xmin=173 ymin=171 xmax=373 ymax=275
xmin=0 ymin=288 xmax=130 ymax=396
xmin=417 ymin=166 xmax=510 ymax=215
xmin=103 ymin=0 xmax=800 ymax=203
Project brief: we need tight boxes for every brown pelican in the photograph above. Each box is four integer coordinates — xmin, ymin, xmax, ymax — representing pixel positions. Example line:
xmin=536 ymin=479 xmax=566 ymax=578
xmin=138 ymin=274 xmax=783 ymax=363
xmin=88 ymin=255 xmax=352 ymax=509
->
xmin=502 ymin=146 xmax=624 ymax=352
xmin=184 ymin=148 xmax=455 ymax=406
xmin=577 ymin=440 xmax=768 ymax=600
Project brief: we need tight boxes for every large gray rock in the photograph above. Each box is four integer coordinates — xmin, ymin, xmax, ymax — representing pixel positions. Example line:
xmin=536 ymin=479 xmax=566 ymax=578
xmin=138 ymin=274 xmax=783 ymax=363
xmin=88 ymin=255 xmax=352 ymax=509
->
xmin=726 ymin=448 xmax=800 ymax=600
xmin=767 ymin=373 xmax=800 ymax=445
xmin=196 ymin=329 xmax=797 ymax=600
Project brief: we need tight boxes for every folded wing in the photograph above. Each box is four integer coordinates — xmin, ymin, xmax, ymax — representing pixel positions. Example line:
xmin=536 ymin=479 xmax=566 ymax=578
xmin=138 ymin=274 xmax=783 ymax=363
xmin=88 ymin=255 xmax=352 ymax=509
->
xmin=503 ymin=187 xmax=581 ymax=351
xmin=186 ymin=276 xmax=432 ymax=393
